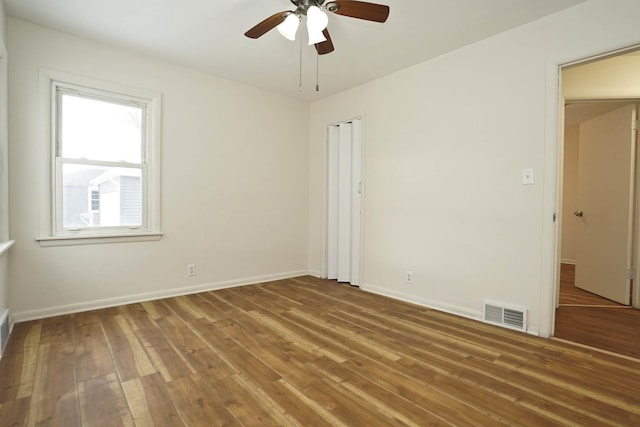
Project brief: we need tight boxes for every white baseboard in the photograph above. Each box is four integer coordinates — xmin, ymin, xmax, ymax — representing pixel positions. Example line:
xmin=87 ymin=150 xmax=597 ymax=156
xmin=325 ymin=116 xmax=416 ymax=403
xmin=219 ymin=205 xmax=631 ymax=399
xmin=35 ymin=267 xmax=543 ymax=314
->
xmin=361 ymin=283 xmax=540 ymax=336
xmin=307 ymin=270 xmax=324 ymax=279
xmin=361 ymin=283 xmax=483 ymax=322
xmin=12 ymin=270 xmax=309 ymax=322
xmin=561 ymin=259 xmax=576 ymax=265
xmin=12 ymin=273 xmax=540 ymax=338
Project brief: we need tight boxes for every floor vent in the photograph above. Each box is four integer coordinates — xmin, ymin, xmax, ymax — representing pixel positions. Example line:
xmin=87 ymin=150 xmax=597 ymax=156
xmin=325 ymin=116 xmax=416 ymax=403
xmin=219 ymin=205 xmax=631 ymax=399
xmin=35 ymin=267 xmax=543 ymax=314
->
xmin=0 ymin=309 xmax=10 ymax=355
xmin=483 ymin=301 xmax=526 ymax=332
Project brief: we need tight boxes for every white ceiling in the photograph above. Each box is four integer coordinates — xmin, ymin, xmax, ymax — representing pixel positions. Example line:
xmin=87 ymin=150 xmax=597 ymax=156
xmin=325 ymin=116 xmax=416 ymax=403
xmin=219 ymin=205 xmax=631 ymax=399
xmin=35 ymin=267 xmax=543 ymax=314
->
xmin=4 ymin=0 xmax=587 ymax=101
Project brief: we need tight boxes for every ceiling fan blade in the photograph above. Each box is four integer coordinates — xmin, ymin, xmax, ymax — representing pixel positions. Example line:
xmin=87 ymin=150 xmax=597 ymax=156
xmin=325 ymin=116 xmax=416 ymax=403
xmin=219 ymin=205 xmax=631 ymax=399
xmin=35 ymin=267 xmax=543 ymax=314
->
xmin=244 ymin=11 xmax=289 ymax=39
xmin=315 ymin=29 xmax=335 ymax=55
xmin=326 ymin=1 xmax=390 ymax=23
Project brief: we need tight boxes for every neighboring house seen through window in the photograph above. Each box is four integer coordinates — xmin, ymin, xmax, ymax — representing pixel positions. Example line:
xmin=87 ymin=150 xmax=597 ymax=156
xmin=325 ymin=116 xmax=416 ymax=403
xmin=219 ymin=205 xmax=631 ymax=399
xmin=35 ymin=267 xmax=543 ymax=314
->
xmin=44 ymin=74 xmax=162 ymax=244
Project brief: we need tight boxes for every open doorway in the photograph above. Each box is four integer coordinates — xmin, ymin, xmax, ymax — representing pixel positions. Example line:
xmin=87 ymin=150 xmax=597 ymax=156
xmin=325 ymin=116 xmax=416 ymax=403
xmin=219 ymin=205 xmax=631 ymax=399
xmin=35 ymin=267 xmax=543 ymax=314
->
xmin=555 ymin=49 xmax=640 ymax=359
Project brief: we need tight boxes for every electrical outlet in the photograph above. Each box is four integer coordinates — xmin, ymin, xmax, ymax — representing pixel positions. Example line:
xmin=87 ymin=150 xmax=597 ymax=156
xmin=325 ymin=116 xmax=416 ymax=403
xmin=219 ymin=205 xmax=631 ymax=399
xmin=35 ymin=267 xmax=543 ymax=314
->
xmin=406 ymin=271 xmax=413 ymax=284
xmin=187 ymin=264 xmax=196 ymax=276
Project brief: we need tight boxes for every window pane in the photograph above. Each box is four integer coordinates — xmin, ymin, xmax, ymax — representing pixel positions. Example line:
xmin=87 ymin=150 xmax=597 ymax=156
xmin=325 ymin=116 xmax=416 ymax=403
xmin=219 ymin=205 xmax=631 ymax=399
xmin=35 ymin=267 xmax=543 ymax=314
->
xmin=59 ymin=93 xmax=143 ymax=163
xmin=90 ymin=190 xmax=100 ymax=212
xmin=62 ymin=163 xmax=142 ymax=228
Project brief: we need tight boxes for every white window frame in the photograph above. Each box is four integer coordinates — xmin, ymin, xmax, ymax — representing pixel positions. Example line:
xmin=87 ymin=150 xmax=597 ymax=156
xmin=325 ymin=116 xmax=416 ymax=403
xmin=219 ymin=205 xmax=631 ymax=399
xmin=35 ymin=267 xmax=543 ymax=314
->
xmin=37 ymin=70 xmax=162 ymax=246
xmin=0 ymin=50 xmax=13 ymax=256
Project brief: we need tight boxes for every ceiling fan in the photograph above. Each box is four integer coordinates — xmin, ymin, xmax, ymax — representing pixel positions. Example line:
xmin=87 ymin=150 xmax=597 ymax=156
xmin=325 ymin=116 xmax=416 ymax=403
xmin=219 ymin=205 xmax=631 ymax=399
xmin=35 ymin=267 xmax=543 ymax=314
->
xmin=244 ymin=0 xmax=390 ymax=55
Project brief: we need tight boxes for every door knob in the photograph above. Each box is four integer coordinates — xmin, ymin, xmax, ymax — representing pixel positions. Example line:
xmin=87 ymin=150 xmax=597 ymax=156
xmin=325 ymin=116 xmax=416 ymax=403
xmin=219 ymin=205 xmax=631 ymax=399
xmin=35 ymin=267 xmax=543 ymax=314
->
xmin=573 ymin=210 xmax=583 ymax=217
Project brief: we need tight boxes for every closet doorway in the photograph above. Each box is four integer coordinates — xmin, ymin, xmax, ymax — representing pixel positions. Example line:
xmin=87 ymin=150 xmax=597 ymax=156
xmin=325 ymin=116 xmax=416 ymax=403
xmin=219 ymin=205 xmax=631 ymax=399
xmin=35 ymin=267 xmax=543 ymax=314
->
xmin=326 ymin=119 xmax=362 ymax=286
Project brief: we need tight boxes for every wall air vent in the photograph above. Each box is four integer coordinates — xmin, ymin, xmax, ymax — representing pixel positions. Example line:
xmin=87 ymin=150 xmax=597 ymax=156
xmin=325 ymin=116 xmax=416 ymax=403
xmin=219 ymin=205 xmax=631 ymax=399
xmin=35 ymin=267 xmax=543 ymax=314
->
xmin=483 ymin=300 xmax=526 ymax=332
xmin=0 ymin=309 xmax=9 ymax=356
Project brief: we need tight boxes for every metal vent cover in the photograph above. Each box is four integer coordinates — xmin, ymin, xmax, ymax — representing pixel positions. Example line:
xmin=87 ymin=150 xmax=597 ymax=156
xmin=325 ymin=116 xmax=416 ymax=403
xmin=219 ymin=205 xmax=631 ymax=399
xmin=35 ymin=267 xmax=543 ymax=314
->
xmin=483 ymin=301 xmax=526 ymax=332
xmin=0 ymin=309 xmax=9 ymax=355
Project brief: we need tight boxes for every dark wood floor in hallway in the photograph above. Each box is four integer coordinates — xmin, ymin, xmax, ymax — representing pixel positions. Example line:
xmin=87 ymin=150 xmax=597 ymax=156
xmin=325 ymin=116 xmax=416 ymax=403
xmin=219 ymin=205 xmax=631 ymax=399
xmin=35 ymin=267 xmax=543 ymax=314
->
xmin=1 ymin=275 xmax=640 ymax=426
xmin=555 ymin=263 xmax=640 ymax=359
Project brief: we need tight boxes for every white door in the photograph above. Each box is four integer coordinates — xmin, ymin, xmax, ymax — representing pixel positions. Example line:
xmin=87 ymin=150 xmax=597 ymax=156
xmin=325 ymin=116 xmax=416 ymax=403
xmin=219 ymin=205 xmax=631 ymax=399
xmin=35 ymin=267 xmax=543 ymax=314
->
xmin=574 ymin=104 xmax=637 ymax=305
xmin=327 ymin=120 xmax=362 ymax=286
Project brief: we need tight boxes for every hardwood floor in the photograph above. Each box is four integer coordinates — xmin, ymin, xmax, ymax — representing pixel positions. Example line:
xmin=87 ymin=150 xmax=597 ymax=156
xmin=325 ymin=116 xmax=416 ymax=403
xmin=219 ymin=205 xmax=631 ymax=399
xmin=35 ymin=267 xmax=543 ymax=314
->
xmin=2 ymin=276 xmax=640 ymax=426
xmin=558 ymin=264 xmax=622 ymax=307
xmin=555 ymin=263 xmax=640 ymax=359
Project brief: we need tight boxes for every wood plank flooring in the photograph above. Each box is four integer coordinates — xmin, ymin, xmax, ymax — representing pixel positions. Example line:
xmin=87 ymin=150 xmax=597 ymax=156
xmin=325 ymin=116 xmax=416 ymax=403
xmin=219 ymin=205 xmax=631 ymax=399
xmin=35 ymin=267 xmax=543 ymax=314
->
xmin=555 ymin=263 xmax=640 ymax=359
xmin=558 ymin=264 xmax=623 ymax=307
xmin=2 ymin=276 xmax=640 ymax=426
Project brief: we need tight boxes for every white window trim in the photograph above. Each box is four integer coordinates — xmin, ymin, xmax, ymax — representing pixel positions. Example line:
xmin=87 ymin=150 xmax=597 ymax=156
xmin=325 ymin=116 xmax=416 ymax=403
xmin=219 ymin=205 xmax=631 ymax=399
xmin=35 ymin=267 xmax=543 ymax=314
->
xmin=37 ymin=69 xmax=162 ymax=246
xmin=0 ymin=48 xmax=11 ymax=248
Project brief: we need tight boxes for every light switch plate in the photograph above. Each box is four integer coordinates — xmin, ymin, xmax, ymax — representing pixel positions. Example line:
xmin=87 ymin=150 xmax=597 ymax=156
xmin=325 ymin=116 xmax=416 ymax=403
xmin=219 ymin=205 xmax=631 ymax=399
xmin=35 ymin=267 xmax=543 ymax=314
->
xmin=522 ymin=168 xmax=534 ymax=185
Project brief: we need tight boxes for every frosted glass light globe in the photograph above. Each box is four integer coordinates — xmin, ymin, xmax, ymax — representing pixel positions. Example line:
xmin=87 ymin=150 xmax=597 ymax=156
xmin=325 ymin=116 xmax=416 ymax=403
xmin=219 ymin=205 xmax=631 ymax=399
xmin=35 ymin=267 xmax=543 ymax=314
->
xmin=277 ymin=13 xmax=300 ymax=41
xmin=306 ymin=6 xmax=328 ymax=45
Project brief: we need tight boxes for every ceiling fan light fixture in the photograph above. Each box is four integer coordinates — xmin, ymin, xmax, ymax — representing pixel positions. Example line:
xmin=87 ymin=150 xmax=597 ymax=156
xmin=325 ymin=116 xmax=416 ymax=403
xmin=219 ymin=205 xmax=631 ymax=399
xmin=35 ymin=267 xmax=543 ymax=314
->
xmin=277 ymin=13 xmax=300 ymax=41
xmin=306 ymin=5 xmax=328 ymax=45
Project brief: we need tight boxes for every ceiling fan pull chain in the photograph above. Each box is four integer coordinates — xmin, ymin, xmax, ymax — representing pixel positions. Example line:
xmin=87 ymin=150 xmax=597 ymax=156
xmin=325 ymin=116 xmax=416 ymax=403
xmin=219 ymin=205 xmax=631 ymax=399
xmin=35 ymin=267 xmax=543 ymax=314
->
xmin=299 ymin=35 xmax=303 ymax=93
xmin=316 ymin=51 xmax=320 ymax=92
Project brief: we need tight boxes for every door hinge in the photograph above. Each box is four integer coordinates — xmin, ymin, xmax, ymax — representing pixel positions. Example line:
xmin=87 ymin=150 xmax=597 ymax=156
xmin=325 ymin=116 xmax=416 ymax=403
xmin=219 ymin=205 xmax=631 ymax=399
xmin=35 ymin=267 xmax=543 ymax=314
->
xmin=633 ymin=120 xmax=640 ymax=131
xmin=626 ymin=268 xmax=634 ymax=280
xmin=553 ymin=213 xmax=557 ymax=222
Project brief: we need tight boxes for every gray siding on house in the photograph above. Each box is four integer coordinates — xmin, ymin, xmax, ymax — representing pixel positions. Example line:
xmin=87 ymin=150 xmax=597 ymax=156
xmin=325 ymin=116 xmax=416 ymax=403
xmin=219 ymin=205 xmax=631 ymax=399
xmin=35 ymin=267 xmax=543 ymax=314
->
xmin=63 ymin=186 xmax=101 ymax=227
xmin=63 ymin=185 xmax=89 ymax=228
xmin=62 ymin=168 xmax=104 ymax=228
xmin=120 ymin=176 xmax=141 ymax=226
xmin=63 ymin=171 xmax=141 ymax=228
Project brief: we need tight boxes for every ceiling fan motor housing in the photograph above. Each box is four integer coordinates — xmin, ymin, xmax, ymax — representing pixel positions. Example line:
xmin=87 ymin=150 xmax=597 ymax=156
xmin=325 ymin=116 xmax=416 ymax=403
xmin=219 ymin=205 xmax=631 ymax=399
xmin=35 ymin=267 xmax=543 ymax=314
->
xmin=290 ymin=0 xmax=329 ymax=16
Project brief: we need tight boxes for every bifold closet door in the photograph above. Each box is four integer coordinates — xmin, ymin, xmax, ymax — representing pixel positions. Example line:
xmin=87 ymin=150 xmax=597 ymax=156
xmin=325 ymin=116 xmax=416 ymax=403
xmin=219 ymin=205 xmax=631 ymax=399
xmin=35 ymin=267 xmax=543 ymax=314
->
xmin=327 ymin=119 xmax=361 ymax=286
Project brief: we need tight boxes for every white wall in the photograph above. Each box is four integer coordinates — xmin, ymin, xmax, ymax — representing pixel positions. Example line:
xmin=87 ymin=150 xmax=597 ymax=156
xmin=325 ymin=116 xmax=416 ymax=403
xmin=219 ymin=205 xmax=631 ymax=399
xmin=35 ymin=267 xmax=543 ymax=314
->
xmin=561 ymin=125 xmax=579 ymax=263
xmin=308 ymin=0 xmax=640 ymax=337
xmin=8 ymin=18 xmax=310 ymax=320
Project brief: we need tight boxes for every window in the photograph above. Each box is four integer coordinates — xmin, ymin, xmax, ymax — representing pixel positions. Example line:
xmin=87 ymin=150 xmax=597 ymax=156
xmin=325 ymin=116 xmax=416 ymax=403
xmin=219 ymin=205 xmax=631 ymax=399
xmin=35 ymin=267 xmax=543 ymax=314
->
xmin=40 ymin=71 xmax=162 ymax=245
xmin=89 ymin=188 xmax=100 ymax=213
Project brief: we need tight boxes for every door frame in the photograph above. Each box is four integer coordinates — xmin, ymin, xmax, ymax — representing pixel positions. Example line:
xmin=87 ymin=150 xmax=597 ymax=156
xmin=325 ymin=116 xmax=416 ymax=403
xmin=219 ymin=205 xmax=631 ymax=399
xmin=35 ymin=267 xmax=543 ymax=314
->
xmin=559 ymin=100 xmax=639 ymax=306
xmin=324 ymin=117 xmax=365 ymax=285
xmin=545 ymin=46 xmax=640 ymax=338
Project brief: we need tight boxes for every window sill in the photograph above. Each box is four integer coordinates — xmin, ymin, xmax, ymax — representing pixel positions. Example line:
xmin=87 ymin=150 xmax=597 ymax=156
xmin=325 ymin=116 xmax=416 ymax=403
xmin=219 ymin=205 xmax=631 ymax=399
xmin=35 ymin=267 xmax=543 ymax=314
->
xmin=0 ymin=240 xmax=15 ymax=256
xmin=36 ymin=233 xmax=163 ymax=247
